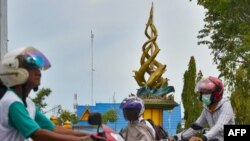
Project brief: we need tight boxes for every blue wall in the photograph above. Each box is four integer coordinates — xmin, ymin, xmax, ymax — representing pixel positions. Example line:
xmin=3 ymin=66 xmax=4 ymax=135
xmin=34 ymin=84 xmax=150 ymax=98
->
xmin=74 ymin=103 xmax=181 ymax=135
xmin=163 ymin=105 xmax=181 ymax=135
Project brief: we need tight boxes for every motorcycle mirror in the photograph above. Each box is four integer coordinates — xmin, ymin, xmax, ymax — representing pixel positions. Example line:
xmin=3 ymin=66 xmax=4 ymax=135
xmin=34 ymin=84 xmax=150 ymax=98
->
xmin=88 ymin=112 xmax=102 ymax=126
xmin=191 ymin=123 xmax=202 ymax=130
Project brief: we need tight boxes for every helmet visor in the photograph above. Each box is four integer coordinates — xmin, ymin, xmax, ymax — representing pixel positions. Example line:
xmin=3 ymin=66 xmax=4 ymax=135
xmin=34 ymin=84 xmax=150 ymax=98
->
xmin=20 ymin=47 xmax=51 ymax=70
xmin=123 ymin=108 xmax=141 ymax=121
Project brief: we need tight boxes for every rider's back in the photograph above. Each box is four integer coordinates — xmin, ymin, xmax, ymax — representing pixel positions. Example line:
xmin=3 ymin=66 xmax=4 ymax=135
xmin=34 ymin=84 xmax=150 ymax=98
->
xmin=120 ymin=120 xmax=155 ymax=141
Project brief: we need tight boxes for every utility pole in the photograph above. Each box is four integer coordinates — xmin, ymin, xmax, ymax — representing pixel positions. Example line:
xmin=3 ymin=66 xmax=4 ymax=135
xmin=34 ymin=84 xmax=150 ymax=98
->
xmin=73 ymin=93 xmax=78 ymax=115
xmin=0 ymin=0 xmax=8 ymax=59
xmin=113 ymin=92 xmax=116 ymax=103
xmin=90 ymin=30 xmax=94 ymax=105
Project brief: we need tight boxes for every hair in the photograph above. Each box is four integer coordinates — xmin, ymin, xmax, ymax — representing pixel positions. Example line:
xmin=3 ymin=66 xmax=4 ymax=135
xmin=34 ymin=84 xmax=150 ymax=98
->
xmin=0 ymin=81 xmax=7 ymax=100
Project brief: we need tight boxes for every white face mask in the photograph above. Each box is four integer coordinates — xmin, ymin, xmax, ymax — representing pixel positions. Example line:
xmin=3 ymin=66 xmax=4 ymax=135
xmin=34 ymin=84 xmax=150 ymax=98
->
xmin=201 ymin=94 xmax=212 ymax=106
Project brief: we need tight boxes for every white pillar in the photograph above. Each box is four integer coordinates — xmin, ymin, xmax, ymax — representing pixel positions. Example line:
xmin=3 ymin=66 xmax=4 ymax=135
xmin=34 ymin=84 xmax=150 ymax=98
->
xmin=73 ymin=93 xmax=78 ymax=115
xmin=0 ymin=0 xmax=8 ymax=59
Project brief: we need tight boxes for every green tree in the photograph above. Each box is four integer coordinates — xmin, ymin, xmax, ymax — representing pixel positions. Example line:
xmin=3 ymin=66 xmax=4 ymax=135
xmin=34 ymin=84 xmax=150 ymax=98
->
xmin=32 ymin=88 xmax=52 ymax=112
xmin=182 ymin=71 xmax=190 ymax=126
xmin=102 ymin=109 xmax=118 ymax=124
xmin=193 ymin=0 xmax=250 ymax=125
xmin=193 ymin=70 xmax=203 ymax=121
xmin=196 ymin=70 xmax=203 ymax=83
xmin=230 ymin=66 xmax=250 ymax=124
xmin=181 ymin=56 xmax=203 ymax=129
xmin=195 ymin=0 xmax=250 ymax=88
xmin=176 ymin=122 xmax=184 ymax=133
xmin=57 ymin=110 xmax=79 ymax=125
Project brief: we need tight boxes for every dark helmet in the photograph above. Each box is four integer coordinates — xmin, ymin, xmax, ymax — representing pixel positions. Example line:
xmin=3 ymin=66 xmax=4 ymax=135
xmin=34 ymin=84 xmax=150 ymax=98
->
xmin=195 ymin=76 xmax=224 ymax=103
xmin=120 ymin=95 xmax=145 ymax=121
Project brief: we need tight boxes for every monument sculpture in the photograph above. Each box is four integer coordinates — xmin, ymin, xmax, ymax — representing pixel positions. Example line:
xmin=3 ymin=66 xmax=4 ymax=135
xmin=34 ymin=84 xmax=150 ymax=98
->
xmin=133 ymin=4 xmax=177 ymax=112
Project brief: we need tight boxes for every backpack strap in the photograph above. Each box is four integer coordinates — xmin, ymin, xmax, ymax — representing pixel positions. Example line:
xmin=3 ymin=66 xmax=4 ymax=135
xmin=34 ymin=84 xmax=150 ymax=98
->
xmin=146 ymin=119 xmax=168 ymax=140
xmin=119 ymin=127 xmax=129 ymax=141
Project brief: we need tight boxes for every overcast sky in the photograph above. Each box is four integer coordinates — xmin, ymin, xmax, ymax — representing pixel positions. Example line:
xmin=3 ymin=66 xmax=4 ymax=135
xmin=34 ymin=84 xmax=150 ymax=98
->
xmin=8 ymin=0 xmax=219 ymax=115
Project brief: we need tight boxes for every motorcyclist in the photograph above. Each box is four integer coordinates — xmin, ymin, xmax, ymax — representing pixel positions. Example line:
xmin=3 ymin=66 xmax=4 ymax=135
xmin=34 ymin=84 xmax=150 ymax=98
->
xmin=169 ymin=76 xmax=235 ymax=141
xmin=119 ymin=94 xmax=156 ymax=141
xmin=0 ymin=47 xmax=91 ymax=141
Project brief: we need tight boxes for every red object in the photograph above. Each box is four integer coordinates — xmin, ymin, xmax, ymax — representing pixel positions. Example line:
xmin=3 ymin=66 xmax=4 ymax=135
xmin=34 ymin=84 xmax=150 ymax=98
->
xmin=208 ymin=76 xmax=223 ymax=103
xmin=91 ymin=124 xmax=117 ymax=141
xmin=196 ymin=76 xmax=224 ymax=103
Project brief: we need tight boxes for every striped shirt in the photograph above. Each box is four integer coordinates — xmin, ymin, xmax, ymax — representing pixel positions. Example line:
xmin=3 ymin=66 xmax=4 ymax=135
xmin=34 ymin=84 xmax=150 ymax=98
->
xmin=177 ymin=97 xmax=235 ymax=141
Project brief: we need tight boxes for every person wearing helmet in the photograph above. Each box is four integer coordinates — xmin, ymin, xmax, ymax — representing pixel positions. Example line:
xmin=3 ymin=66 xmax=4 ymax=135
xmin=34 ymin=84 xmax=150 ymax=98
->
xmin=119 ymin=94 xmax=156 ymax=141
xmin=169 ymin=76 xmax=235 ymax=141
xmin=0 ymin=47 xmax=91 ymax=141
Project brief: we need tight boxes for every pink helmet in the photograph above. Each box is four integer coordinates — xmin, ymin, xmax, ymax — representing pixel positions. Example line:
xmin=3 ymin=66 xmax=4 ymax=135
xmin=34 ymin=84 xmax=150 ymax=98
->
xmin=195 ymin=76 xmax=223 ymax=103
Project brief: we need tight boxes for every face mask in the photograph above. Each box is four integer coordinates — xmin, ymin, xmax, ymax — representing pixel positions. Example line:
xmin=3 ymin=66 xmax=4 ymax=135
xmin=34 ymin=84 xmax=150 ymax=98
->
xmin=201 ymin=94 xmax=212 ymax=106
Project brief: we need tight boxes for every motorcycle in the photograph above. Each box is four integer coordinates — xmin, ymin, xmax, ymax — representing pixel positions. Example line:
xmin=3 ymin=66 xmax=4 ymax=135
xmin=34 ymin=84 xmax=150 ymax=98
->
xmin=178 ymin=123 xmax=219 ymax=141
xmin=88 ymin=112 xmax=124 ymax=141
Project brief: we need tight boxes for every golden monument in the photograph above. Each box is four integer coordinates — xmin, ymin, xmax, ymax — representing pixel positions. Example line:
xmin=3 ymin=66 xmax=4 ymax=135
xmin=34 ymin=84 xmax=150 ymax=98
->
xmin=63 ymin=120 xmax=73 ymax=129
xmin=50 ymin=116 xmax=59 ymax=125
xmin=133 ymin=4 xmax=178 ymax=125
xmin=133 ymin=4 xmax=167 ymax=89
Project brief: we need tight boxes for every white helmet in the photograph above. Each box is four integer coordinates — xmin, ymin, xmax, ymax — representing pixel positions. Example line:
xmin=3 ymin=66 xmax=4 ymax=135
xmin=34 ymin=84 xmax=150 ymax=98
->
xmin=0 ymin=47 xmax=51 ymax=87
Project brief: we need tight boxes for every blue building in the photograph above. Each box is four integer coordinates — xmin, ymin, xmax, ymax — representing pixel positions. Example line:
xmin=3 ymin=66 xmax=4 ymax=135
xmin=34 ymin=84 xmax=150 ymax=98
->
xmin=74 ymin=103 xmax=181 ymax=135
